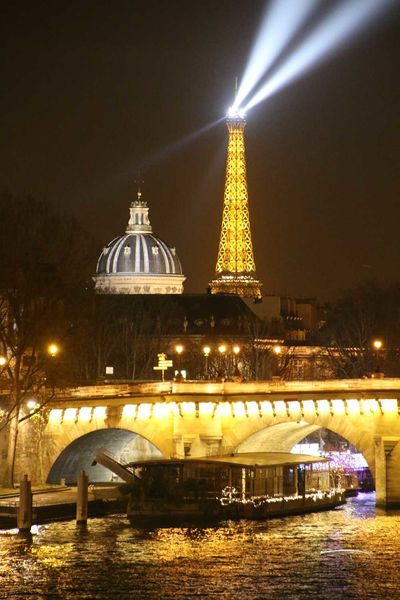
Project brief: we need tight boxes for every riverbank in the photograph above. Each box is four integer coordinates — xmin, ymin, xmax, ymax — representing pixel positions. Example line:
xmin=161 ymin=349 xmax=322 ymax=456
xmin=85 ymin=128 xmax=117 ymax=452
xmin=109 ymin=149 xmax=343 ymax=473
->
xmin=0 ymin=484 xmax=126 ymax=529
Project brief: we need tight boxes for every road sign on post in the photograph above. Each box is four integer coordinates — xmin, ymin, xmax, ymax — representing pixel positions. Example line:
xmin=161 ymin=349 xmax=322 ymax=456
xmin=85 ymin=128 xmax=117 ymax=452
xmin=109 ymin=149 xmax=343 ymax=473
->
xmin=153 ymin=353 xmax=173 ymax=382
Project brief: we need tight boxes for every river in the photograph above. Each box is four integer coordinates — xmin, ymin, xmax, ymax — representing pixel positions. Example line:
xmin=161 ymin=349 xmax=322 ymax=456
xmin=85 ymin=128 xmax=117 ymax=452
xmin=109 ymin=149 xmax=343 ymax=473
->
xmin=1 ymin=493 xmax=399 ymax=599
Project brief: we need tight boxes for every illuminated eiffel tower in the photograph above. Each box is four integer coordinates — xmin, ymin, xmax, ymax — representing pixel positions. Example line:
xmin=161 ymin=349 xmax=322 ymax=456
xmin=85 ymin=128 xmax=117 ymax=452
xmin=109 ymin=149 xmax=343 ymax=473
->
xmin=209 ymin=110 xmax=262 ymax=299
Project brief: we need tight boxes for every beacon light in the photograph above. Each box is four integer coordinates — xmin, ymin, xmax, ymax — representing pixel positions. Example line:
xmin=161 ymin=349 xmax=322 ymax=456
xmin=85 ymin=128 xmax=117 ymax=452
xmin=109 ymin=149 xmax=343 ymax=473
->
xmin=233 ymin=0 xmax=321 ymax=110
xmin=245 ymin=0 xmax=395 ymax=112
xmin=227 ymin=106 xmax=246 ymax=119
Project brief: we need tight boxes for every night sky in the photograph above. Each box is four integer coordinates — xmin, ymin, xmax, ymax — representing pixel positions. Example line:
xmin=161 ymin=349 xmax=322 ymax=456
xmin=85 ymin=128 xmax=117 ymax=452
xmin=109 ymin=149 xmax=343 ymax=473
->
xmin=2 ymin=0 xmax=400 ymax=300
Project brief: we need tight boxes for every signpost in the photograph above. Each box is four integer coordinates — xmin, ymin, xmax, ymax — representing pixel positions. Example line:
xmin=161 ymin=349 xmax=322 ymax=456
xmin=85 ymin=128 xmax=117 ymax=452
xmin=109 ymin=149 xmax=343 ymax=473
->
xmin=153 ymin=353 xmax=173 ymax=382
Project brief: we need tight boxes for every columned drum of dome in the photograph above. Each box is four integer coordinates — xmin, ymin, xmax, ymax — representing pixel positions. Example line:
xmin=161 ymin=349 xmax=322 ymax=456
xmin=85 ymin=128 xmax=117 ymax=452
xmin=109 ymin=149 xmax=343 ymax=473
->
xmin=209 ymin=112 xmax=262 ymax=299
xmin=94 ymin=191 xmax=185 ymax=294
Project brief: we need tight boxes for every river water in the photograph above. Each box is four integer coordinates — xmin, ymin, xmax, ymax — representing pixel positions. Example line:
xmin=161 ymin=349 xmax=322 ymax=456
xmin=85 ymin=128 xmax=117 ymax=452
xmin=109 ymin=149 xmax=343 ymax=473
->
xmin=1 ymin=493 xmax=400 ymax=599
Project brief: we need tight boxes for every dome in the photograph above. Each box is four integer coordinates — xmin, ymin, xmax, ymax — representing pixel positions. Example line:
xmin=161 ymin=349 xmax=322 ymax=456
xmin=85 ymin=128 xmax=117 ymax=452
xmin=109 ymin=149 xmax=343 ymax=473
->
xmin=94 ymin=190 xmax=185 ymax=294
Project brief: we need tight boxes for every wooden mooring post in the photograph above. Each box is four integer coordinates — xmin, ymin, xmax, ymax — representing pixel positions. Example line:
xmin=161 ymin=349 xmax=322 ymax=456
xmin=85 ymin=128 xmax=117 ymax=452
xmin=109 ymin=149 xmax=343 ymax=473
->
xmin=17 ymin=474 xmax=32 ymax=532
xmin=76 ymin=470 xmax=88 ymax=525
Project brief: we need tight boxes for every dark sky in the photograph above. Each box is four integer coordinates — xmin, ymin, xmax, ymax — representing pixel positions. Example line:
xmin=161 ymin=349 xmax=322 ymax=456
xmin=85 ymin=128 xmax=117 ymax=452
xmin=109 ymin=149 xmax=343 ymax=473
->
xmin=2 ymin=0 xmax=400 ymax=300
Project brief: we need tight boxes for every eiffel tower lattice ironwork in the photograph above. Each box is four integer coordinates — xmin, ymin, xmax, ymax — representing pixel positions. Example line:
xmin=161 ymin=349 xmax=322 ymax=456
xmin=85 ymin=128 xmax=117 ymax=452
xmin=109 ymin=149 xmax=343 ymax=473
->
xmin=209 ymin=112 xmax=262 ymax=299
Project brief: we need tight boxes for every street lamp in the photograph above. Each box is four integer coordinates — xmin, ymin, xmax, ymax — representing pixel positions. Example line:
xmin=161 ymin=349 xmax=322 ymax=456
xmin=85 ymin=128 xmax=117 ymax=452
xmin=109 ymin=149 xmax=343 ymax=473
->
xmin=232 ymin=345 xmax=241 ymax=380
xmin=202 ymin=345 xmax=211 ymax=379
xmin=218 ymin=344 xmax=227 ymax=380
xmin=372 ymin=339 xmax=384 ymax=376
xmin=0 ymin=356 xmax=7 ymax=367
xmin=175 ymin=344 xmax=184 ymax=379
xmin=273 ymin=344 xmax=282 ymax=355
xmin=48 ymin=343 xmax=59 ymax=358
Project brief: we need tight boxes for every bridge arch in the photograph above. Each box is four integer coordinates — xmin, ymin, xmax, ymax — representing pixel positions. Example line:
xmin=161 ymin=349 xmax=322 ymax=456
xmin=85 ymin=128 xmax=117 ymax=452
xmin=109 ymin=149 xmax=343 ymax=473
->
xmin=232 ymin=419 xmax=375 ymax=478
xmin=46 ymin=428 xmax=162 ymax=485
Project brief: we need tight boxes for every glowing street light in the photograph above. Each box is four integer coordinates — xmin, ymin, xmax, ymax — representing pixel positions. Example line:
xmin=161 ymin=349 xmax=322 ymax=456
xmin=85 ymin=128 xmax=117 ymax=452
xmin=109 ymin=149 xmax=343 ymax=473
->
xmin=218 ymin=344 xmax=227 ymax=355
xmin=203 ymin=345 xmax=211 ymax=379
xmin=372 ymin=339 xmax=384 ymax=377
xmin=175 ymin=344 xmax=184 ymax=379
xmin=273 ymin=344 xmax=282 ymax=355
xmin=48 ymin=343 xmax=59 ymax=358
xmin=233 ymin=345 xmax=241 ymax=355
xmin=0 ymin=356 xmax=7 ymax=366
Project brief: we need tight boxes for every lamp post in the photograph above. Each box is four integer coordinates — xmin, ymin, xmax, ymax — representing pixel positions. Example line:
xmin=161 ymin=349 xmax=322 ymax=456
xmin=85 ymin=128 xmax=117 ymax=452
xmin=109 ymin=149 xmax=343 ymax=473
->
xmin=47 ymin=342 xmax=60 ymax=391
xmin=202 ymin=345 xmax=211 ymax=379
xmin=372 ymin=339 xmax=383 ymax=377
xmin=175 ymin=344 xmax=184 ymax=380
xmin=272 ymin=344 xmax=282 ymax=378
xmin=218 ymin=344 xmax=227 ymax=380
xmin=232 ymin=344 xmax=241 ymax=379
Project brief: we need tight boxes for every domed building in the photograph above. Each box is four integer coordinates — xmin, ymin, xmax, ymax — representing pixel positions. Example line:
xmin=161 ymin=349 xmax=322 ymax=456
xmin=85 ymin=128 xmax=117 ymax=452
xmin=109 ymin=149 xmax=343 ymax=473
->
xmin=94 ymin=190 xmax=185 ymax=294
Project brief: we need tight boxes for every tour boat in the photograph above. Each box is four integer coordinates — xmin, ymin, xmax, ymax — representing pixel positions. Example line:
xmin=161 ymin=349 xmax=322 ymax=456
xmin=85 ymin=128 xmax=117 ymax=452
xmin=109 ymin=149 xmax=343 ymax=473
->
xmin=115 ymin=452 xmax=346 ymax=525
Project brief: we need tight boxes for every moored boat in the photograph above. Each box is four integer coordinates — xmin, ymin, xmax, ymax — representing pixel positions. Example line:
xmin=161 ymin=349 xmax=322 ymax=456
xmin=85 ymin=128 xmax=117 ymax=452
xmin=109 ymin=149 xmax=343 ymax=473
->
xmin=117 ymin=452 xmax=345 ymax=525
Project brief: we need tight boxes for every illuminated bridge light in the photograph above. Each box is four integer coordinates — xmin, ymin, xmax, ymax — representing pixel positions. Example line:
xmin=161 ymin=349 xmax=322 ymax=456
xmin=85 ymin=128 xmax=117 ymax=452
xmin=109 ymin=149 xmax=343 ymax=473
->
xmin=288 ymin=400 xmax=301 ymax=418
xmin=233 ymin=401 xmax=246 ymax=418
xmin=215 ymin=402 xmax=232 ymax=418
xmin=302 ymin=400 xmax=316 ymax=415
xmin=199 ymin=402 xmax=214 ymax=416
xmin=181 ymin=402 xmax=195 ymax=416
xmin=366 ymin=399 xmax=378 ymax=414
xmin=63 ymin=408 xmax=77 ymax=422
xmin=274 ymin=401 xmax=286 ymax=417
xmin=49 ymin=408 xmax=62 ymax=422
xmin=317 ymin=400 xmax=330 ymax=416
xmin=153 ymin=402 xmax=170 ymax=418
xmin=78 ymin=407 xmax=92 ymax=422
xmin=137 ymin=404 xmax=152 ymax=419
xmin=331 ymin=399 xmax=345 ymax=416
xmin=381 ymin=399 xmax=397 ymax=414
xmin=246 ymin=401 xmax=258 ymax=417
xmin=122 ymin=404 xmax=137 ymax=419
xmin=93 ymin=406 xmax=106 ymax=420
xmin=346 ymin=399 xmax=360 ymax=416
xmin=168 ymin=402 xmax=180 ymax=416
xmin=260 ymin=401 xmax=273 ymax=417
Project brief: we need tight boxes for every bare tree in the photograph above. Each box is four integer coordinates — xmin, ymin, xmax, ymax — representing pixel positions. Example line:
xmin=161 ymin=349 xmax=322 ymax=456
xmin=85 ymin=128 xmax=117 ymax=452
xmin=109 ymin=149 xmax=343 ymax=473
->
xmin=0 ymin=193 xmax=96 ymax=485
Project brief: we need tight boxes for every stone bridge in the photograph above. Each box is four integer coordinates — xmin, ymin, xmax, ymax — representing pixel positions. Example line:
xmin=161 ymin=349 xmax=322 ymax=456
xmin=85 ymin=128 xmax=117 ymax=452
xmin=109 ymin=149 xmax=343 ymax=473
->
xmin=6 ymin=378 xmax=400 ymax=506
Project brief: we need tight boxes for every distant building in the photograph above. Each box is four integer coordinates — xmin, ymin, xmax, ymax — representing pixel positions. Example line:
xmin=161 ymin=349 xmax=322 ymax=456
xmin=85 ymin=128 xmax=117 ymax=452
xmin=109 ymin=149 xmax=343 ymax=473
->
xmin=244 ymin=295 xmax=325 ymax=342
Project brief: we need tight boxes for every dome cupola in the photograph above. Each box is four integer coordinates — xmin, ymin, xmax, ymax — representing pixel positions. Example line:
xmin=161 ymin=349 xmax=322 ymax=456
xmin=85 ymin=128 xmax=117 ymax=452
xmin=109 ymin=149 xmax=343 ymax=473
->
xmin=94 ymin=188 xmax=185 ymax=295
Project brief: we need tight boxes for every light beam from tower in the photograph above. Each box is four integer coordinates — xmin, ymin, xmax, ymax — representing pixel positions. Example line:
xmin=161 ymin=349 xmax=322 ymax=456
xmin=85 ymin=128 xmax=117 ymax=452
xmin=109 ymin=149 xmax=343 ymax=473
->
xmin=209 ymin=108 xmax=262 ymax=300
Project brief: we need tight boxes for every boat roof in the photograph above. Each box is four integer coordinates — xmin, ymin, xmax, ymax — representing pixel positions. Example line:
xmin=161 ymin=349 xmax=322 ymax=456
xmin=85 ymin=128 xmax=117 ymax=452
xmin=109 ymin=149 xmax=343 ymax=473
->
xmin=126 ymin=452 xmax=327 ymax=469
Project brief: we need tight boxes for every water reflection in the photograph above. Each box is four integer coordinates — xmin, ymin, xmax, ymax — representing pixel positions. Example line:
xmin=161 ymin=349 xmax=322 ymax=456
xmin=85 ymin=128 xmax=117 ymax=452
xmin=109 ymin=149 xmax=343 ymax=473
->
xmin=0 ymin=494 xmax=399 ymax=599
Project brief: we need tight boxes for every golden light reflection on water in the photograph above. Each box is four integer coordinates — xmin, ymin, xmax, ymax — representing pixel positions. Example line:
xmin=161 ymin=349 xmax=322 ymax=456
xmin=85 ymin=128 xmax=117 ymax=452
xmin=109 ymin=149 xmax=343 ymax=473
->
xmin=0 ymin=497 xmax=400 ymax=598
xmin=31 ymin=543 xmax=73 ymax=568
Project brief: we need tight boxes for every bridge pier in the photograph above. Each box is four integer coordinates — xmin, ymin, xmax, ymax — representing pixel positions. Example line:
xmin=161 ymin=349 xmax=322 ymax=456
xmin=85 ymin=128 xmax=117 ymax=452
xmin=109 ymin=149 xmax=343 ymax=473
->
xmin=374 ymin=435 xmax=400 ymax=507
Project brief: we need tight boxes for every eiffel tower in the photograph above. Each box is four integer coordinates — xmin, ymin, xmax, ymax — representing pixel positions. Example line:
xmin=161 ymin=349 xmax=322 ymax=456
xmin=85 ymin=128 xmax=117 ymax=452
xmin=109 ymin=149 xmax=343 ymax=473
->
xmin=209 ymin=110 xmax=262 ymax=299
